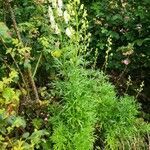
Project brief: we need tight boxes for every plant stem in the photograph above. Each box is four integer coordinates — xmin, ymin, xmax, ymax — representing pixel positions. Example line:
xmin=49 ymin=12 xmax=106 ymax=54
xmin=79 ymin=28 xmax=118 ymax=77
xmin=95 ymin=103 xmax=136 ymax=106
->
xmin=6 ymin=0 xmax=40 ymax=103
xmin=5 ymin=0 xmax=21 ymax=41
xmin=28 ymin=68 xmax=40 ymax=103
xmin=0 ymin=36 xmax=31 ymax=101
xmin=11 ymin=55 xmax=30 ymax=95
xmin=116 ymin=65 xmax=128 ymax=85
xmin=32 ymin=52 xmax=42 ymax=78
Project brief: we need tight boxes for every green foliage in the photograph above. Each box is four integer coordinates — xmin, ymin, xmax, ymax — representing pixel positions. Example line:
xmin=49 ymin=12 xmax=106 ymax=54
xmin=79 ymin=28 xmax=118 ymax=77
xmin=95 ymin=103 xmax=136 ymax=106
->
xmin=83 ymin=0 xmax=150 ymax=71
xmin=0 ymin=22 xmax=12 ymax=42
xmin=0 ymin=69 xmax=20 ymax=112
xmin=51 ymin=67 xmax=97 ymax=150
xmin=51 ymin=54 xmax=150 ymax=149
xmin=0 ymin=69 xmax=49 ymax=149
xmin=0 ymin=0 xmax=149 ymax=150
xmin=82 ymin=0 xmax=150 ymax=125
xmin=95 ymin=82 xmax=149 ymax=149
xmin=48 ymin=1 xmax=149 ymax=149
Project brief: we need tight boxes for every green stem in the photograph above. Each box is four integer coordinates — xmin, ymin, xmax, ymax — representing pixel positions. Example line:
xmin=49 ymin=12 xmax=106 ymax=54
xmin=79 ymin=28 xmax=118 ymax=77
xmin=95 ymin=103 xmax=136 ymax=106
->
xmin=32 ymin=52 xmax=42 ymax=78
xmin=116 ymin=65 xmax=128 ymax=85
xmin=75 ymin=7 xmax=79 ymax=65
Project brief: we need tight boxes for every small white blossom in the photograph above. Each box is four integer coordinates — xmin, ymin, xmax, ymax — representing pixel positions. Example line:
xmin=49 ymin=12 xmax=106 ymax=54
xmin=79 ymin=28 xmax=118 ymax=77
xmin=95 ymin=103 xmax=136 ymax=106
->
xmin=48 ymin=6 xmax=55 ymax=28
xmin=57 ymin=0 xmax=63 ymax=16
xmin=65 ymin=27 xmax=74 ymax=38
xmin=57 ymin=8 xmax=63 ymax=16
xmin=80 ymin=4 xmax=84 ymax=10
xmin=64 ymin=11 xmax=70 ymax=23
xmin=50 ymin=0 xmax=57 ymax=8
xmin=83 ymin=10 xmax=87 ymax=18
xmin=54 ymin=24 xmax=60 ymax=34
xmin=58 ymin=0 xmax=63 ymax=9
xmin=44 ymin=118 xmax=48 ymax=121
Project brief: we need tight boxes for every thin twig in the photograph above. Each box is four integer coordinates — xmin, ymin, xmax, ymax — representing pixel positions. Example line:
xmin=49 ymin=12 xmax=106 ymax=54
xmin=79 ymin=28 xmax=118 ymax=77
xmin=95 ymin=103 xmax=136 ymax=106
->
xmin=32 ymin=52 xmax=42 ymax=78
xmin=0 ymin=36 xmax=30 ymax=100
xmin=5 ymin=0 xmax=40 ymax=103
xmin=28 ymin=68 xmax=40 ymax=103
xmin=116 ymin=65 xmax=128 ymax=85
xmin=5 ymin=0 xmax=21 ymax=41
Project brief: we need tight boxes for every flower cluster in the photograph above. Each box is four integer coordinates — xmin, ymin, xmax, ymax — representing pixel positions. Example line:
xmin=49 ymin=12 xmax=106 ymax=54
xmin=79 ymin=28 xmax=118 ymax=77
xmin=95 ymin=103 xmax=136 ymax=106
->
xmin=122 ymin=58 xmax=130 ymax=65
xmin=48 ymin=5 xmax=60 ymax=34
xmin=48 ymin=0 xmax=89 ymax=41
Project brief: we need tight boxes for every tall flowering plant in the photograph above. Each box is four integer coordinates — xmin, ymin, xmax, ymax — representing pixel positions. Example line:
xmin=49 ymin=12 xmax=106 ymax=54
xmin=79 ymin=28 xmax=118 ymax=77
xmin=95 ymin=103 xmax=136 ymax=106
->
xmin=48 ymin=0 xmax=91 ymax=61
xmin=47 ymin=0 xmax=98 ymax=149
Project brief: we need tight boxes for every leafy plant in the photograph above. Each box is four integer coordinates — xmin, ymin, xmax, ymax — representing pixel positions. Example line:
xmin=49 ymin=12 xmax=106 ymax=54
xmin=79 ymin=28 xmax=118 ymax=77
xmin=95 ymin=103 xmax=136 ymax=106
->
xmin=0 ymin=0 xmax=149 ymax=150
xmin=47 ymin=0 xmax=150 ymax=149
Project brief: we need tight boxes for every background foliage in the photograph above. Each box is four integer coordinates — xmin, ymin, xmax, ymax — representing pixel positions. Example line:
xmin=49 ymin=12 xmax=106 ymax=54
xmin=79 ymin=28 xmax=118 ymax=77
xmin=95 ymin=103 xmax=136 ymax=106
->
xmin=82 ymin=0 xmax=150 ymax=120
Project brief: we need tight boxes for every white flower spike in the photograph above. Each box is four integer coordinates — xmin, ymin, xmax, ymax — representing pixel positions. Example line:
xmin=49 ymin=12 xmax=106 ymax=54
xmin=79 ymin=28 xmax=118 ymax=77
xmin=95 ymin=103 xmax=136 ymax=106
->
xmin=48 ymin=6 xmax=55 ymax=29
xmin=57 ymin=0 xmax=63 ymax=16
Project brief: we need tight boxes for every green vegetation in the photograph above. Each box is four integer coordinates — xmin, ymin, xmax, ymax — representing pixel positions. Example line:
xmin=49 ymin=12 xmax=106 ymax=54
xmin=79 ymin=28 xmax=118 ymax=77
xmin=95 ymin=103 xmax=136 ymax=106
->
xmin=0 ymin=0 xmax=149 ymax=149
xmin=82 ymin=0 xmax=150 ymax=110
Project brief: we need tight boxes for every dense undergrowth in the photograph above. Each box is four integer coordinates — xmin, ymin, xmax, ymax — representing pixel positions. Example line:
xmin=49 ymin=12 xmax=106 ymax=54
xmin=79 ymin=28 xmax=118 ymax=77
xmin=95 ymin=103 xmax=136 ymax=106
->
xmin=82 ymin=0 xmax=150 ymax=120
xmin=0 ymin=0 xmax=150 ymax=149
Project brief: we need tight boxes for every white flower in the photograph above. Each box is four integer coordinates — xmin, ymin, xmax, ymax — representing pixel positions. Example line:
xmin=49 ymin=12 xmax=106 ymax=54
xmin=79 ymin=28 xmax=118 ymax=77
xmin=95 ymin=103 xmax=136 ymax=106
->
xmin=80 ymin=4 xmax=84 ymax=10
xmin=57 ymin=8 xmax=63 ymax=16
xmin=57 ymin=0 xmax=63 ymax=16
xmin=50 ymin=0 xmax=57 ymax=8
xmin=54 ymin=24 xmax=60 ymax=34
xmin=58 ymin=0 xmax=63 ymax=9
xmin=48 ymin=6 xmax=55 ymax=28
xmin=44 ymin=118 xmax=48 ymax=121
xmin=83 ymin=10 xmax=87 ymax=18
xmin=64 ymin=11 xmax=70 ymax=23
xmin=65 ymin=27 xmax=74 ymax=38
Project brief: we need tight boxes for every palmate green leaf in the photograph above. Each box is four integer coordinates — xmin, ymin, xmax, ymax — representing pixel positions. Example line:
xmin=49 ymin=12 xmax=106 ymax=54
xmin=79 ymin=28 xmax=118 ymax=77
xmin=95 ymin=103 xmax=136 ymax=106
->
xmin=22 ymin=132 xmax=30 ymax=139
xmin=0 ymin=22 xmax=12 ymax=42
xmin=32 ymin=118 xmax=43 ymax=129
xmin=2 ymin=87 xmax=15 ymax=104
xmin=29 ymin=130 xmax=49 ymax=148
xmin=12 ymin=116 xmax=26 ymax=128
